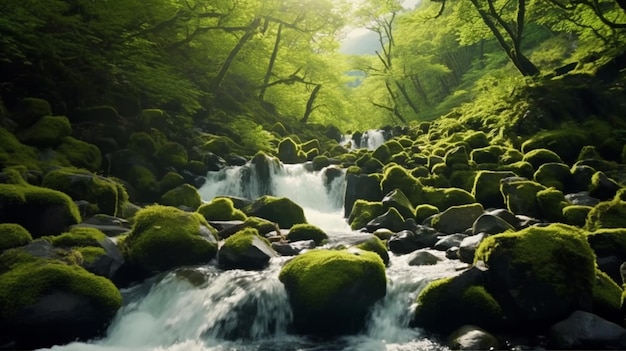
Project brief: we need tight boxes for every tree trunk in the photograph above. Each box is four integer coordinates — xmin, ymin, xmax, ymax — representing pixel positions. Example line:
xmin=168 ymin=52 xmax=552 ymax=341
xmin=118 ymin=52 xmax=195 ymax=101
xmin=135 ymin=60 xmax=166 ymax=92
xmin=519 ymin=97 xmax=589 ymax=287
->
xmin=301 ymin=84 xmax=321 ymax=123
xmin=395 ymin=81 xmax=420 ymax=115
xmin=259 ymin=23 xmax=283 ymax=100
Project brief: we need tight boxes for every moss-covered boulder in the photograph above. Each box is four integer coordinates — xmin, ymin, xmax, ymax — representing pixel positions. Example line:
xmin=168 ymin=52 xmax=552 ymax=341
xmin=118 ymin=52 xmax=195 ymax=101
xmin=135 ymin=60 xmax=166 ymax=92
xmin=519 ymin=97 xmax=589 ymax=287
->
xmin=444 ymin=145 xmax=470 ymax=172
xmin=0 ymin=250 xmax=122 ymax=349
xmin=521 ymin=128 xmax=588 ymax=164
xmin=42 ymin=168 xmax=128 ymax=217
xmin=585 ymin=199 xmax=626 ymax=231
xmin=18 ymin=116 xmax=71 ymax=148
xmin=128 ymin=131 xmax=157 ymax=158
xmin=588 ymin=171 xmax=621 ymax=200
xmin=57 ymin=137 xmax=103 ymax=172
xmin=154 ymin=142 xmax=188 ymax=170
xmin=533 ymin=162 xmax=571 ymax=191
xmin=585 ymin=228 xmax=626 ymax=261
xmin=127 ymin=165 xmax=159 ymax=201
xmin=412 ymin=267 xmax=502 ymax=334
xmin=344 ymin=172 xmax=384 ymax=217
xmin=415 ymin=204 xmax=440 ymax=223
xmin=0 ymin=224 xmax=32 ymax=251
xmin=348 ymin=200 xmax=385 ymax=230
xmin=381 ymin=188 xmax=415 ymax=220
xmin=279 ymin=249 xmax=386 ymax=336
xmin=286 ymin=224 xmax=328 ymax=245
xmin=159 ymin=183 xmax=201 ymax=210
xmin=277 ymin=137 xmax=301 ymax=164
xmin=0 ymin=128 xmax=40 ymax=170
xmin=123 ymin=205 xmax=218 ymax=274
xmin=380 ymin=165 xmax=423 ymax=205
xmin=592 ymin=270 xmax=623 ymax=322
xmin=242 ymin=195 xmax=307 ymax=228
xmin=471 ymin=145 xmax=507 ymax=165
xmin=366 ymin=207 xmax=406 ymax=232
xmin=475 ymin=224 xmax=596 ymax=326
xmin=472 ymin=171 xmax=517 ymax=208
xmin=497 ymin=161 xmax=535 ymax=179
xmin=218 ymin=228 xmax=277 ymax=270
xmin=536 ymin=188 xmax=567 ymax=221
xmin=197 ymin=197 xmax=247 ymax=222
xmin=312 ymin=155 xmax=331 ymax=171
xmin=432 ymin=203 xmax=484 ymax=234
xmin=562 ymin=205 xmax=593 ymax=227
xmin=15 ymin=97 xmax=51 ymax=127
xmin=372 ymin=144 xmax=392 ymax=164
xmin=522 ymin=149 xmax=563 ymax=170
xmin=0 ymin=182 xmax=81 ymax=237
xmin=355 ymin=235 xmax=389 ymax=265
xmin=422 ymin=186 xmax=476 ymax=212
xmin=157 ymin=171 xmax=185 ymax=193
xmin=500 ymin=178 xmax=546 ymax=217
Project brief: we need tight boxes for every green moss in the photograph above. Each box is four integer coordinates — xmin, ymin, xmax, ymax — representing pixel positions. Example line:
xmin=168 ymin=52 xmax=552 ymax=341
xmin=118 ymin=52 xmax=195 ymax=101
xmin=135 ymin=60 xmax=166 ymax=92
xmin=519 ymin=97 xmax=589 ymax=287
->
xmin=449 ymin=170 xmax=478 ymax=192
xmin=0 ymin=224 xmax=32 ymax=251
xmin=159 ymin=184 xmax=201 ymax=210
xmin=0 ymin=257 xmax=121 ymax=320
xmin=562 ymin=205 xmax=593 ymax=227
xmin=287 ymin=224 xmax=328 ymax=245
xmin=128 ymin=132 xmax=157 ymax=157
xmin=423 ymin=187 xmax=476 ymax=211
xmin=585 ymin=228 xmax=626 ymax=258
xmin=536 ymin=188 xmax=567 ymax=221
xmin=140 ymin=109 xmax=167 ymax=130
xmin=241 ymin=216 xmax=278 ymax=236
xmin=56 ymin=137 xmax=102 ymax=172
xmin=415 ymin=204 xmax=439 ymax=223
xmin=42 ymin=167 xmax=127 ymax=216
xmin=0 ymin=183 xmax=81 ymax=237
xmin=348 ymin=200 xmax=385 ymax=230
xmin=533 ymin=163 xmax=571 ymax=191
xmin=356 ymin=236 xmax=389 ymax=265
xmin=585 ymin=199 xmax=626 ymax=231
xmin=444 ymin=145 xmax=470 ymax=170
xmin=522 ymin=149 xmax=563 ymax=169
xmin=380 ymin=165 xmax=424 ymax=205
xmin=301 ymin=139 xmax=321 ymax=153
xmin=154 ymin=142 xmax=188 ymax=169
xmin=202 ymin=136 xmax=237 ymax=156
xmin=372 ymin=144 xmax=392 ymax=164
xmin=500 ymin=148 xmax=524 ymax=165
xmin=497 ymin=161 xmax=535 ymax=179
xmin=125 ymin=205 xmax=218 ymax=273
xmin=128 ymin=165 xmax=157 ymax=195
xmin=197 ymin=197 xmax=247 ymax=221
xmin=463 ymin=131 xmax=489 ymax=149
xmin=277 ymin=137 xmax=300 ymax=164
xmin=592 ymin=270 xmax=622 ymax=320
xmin=50 ymin=227 xmax=107 ymax=248
xmin=500 ymin=179 xmax=546 ymax=217
xmin=77 ymin=246 xmax=107 ymax=265
xmin=312 ymin=156 xmax=331 ymax=171
xmin=18 ymin=116 xmax=72 ymax=148
xmin=222 ymin=228 xmax=268 ymax=255
xmin=521 ymin=128 xmax=588 ymax=164
xmin=363 ymin=158 xmax=384 ymax=173
xmin=158 ymin=171 xmax=185 ymax=193
xmin=589 ymin=171 xmax=621 ymax=200
xmin=472 ymin=171 xmax=516 ymax=208
xmin=0 ymin=128 xmax=40 ymax=170
xmin=346 ymin=165 xmax=362 ymax=175
xmin=242 ymin=195 xmax=307 ymax=228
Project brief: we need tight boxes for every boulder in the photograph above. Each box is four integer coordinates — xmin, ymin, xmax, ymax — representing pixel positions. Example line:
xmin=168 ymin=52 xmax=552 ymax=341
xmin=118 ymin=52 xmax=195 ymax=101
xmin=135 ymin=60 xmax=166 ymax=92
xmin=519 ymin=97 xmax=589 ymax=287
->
xmin=198 ymin=197 xmax=247 ymax=222
xmin=354 ymin=235 xmax=390 ymax=265
xmin=459 ymin=233 xmax=488 ymax=264
xmin=589 ymin=171 xmax=621 ymax=200
xmin=388 ymin=227 xmax=439 ymax=254
xmin=344 ymin=173 xmax=383 ymax=217
xmin=74 ymin=214 xmax=132 ymax=237
xmin=434 ymin=233 xmax=467 ymax=251
xmin=432 ymin=203 xmax=484 ymax=235
xmin=271 ymin=240 xmax=315 ymax=256
xmin=585 ymin=199 xmax=626 ymax=231
xmin=522 ymin=148 xmax=563 ymax=169
xmin=216 ymin=216 xmax=279 ymax=239
xmin=500 ymin=178 xmax=546 ymax=217
xmin=218 ymin=228 xmax=277 ymax=270
xmin=15 ymin=97 xmax=51 ymax=127
xmin=154 ymin=142 xmax=188 ymax=170
xmin=57 ymin=137 xmax=103 ymax=172
xmin=447 ymin=325 xmax=500 ymax=351
xmin=286 ymin=224 xmax=328 ymax=245
xmin=0 ymin=223 xmax=32 ymax=251
xmin=18 ymin=116 xmax=71 ymax=148
xmin=381 ymin=188 xmax=415 ymax=221
xmin=565 ymin=191 xmax=600 ymax=206
xmin=570 ymin=165 xmax=596 ymax=192
xmin=277 ymin=137 xmax=301 ymax=164
xmin=366 ymin=207 xmax=406 ymax=233
xmin=536 ymin=188 xmax=567 ymax=221
xmin=122 ymin=205 xmax=218 ymax=275
xmin=472 ymin=214 xmax=515 ymax=235
xmin=279 ymin=249 xmax=386 ymax=336
xmin=471 ymin=171 xmax=516 ymax=208
xmin=242 ymin=195 xmax=307 ymax=229
xmin=408 ymin=250 xmax=442 ymax=266
xmin=486 ymin=208 xmax=520 ymax=229
xmin=348 ymin=200 xmax=385 ymax=231
xmin=549 ymin=310 xmax=626 ymax=350
xmin=533 ymin=162 xmax=571 ymax=191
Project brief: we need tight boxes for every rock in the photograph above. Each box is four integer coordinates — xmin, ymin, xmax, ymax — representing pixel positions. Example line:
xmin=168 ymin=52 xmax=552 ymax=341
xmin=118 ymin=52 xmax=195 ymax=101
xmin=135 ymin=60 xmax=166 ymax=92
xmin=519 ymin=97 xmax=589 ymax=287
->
xmin=216 ymin=216 xmax=279 ymax=239
xmin=522 ymin=148 xmax=563 ymax=169
xmin=585 ymin=199 xmax=626 ymax=230
xmin=0 ymin=223 xmax=32 ymax=251
xmin=354 ymin=235 xmax=390 ymax=265
xmin=279 ymin=249 xmax=386 ymax=336
xmin=15 ymin=97 xmax=51 ymax=127
xmin=447 ymin=325 xmax=500 ymax=350
xmin=475 ymin=223 xmax=596 ymax=326
xmin=286 ymin=224 xmax=328 ymax=245
xmin=159 ymin=183 xmax=201 ymax=210
xmin=536 ymin=188 xmax=568 ymax=221
xmin=154 ymin=142 xmax=188 ymax=170
xmin=486 ymin=208 xmax=520 ymax=228
xmin=533 ymin=162 xmax=571 ymax=191
xmin=446 ymin=246 xmax=460 ymax=259
xmin=415 ymin=204 xmax=440 ymax=223
xmin=122 ymin=205 xmax=218 ymax=275
xmin=366 ymin=208 xmax=406 ymax=233
xmin=459 ymin=233 xmax=488 ymax=264
xmin=589 ymin=171 xmax=621 ymax=200
xmin=277 ymin=137 xmax=301 ymax=164
xmin=472 ymin=171 xmax=517 ymax=208
xmin=472 ymin=214 xmax=515 ymax=235
xmin=271 ymin=240 xmax=315 ymax=256
xmin=249 ymin=152 xmax=280 ymax=195
xmin=348 ymin=200 xmax=385 ymax=230
xmin=226 ymin=154 xmax=248 ymax=166
xmin=75 ymin=214 xmax=131 ymax=237
xmin=344 ymin=173 xmax=383 ymax=217
xmin=381 ymin=188 xmax=416 ymax=221
xmin=242 ymin=195 xmax=307 ymax=229
xmin=432 ymin=203 xmax=484 ymax=235
xmin=434 ymin=233 xmax=468 ymax=251
xmin=198 ymin=197 xmax=247 ymax=221
xmin=218 ymin=228 xmax=277 ymax=270
xmin=373 ymin=228 xmax=393 ymax=241
xmin=570 ymin=165 xmax=596 ymax=192
xmin=18 ymin=116 xmax=72 ymax=148
xmin=595 ymin=255 xmax=622 ymax=285
xmin=500 ymin=178 xmax=546 ymax=217
xmin=205 ymin=152 xmax=226 ymax=171
xmin=57 ymin=137 xmax=103 ymax=172
xmin=0 ymin=182 xmax=81 ymax=238
xmin=322 ymin=166 xmax=343 ymax=191
xmin=408 ymin=250 xmax=442 ymax=266
xmin=549 ymin=310 xmax=626 ymax=350
xmin=388 ymin=227 xmax=439 ymax=254
xmin=565 ymin=191 xmax=600 ymax=206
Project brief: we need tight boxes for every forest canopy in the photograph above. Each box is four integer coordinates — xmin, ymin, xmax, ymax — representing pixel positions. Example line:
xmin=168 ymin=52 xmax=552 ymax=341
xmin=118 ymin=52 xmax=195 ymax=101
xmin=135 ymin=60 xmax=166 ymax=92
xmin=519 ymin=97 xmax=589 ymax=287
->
xmin=0 ymin=0 xmax=624 ymax=130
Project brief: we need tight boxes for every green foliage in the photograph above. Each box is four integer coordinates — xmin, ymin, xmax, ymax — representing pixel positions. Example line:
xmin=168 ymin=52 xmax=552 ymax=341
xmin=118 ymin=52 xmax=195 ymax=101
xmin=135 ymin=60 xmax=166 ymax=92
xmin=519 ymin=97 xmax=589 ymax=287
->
xmin=0 ymin=224 xmax=32 ymax=251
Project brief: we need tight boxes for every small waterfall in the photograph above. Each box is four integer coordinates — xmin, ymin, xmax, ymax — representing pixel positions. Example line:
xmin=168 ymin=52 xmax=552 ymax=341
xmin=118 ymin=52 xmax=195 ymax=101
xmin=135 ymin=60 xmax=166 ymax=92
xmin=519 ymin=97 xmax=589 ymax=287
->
xmin=340 ymin=130 xmax=388 ymax=150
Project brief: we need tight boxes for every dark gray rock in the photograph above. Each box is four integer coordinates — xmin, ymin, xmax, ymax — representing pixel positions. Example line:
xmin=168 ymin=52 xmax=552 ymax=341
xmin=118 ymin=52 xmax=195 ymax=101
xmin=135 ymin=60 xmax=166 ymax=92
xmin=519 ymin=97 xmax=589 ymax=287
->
xmin=272 ymin=240 xmax=315 ymax=256
xmin=570 ymin=165 xmax=596 ymax=192
xmin=388 ymin=227 xmax=440 ymax=254
xmin=218 ymin=235 xmax=277 ymax=270
xmin=565 ymin=191 xmax=601 ymax=206
xmin=74 ymin=214 xmax=131 ymax=237
xmin=434 ymin=234 xmax=468 ymax=251
xmin=447 ymin=325 xmax=500 ymax=350
xmin=472 ymin=214 xmax=515 ymax=235
xmin=486 ymin=208 xmax=519 ymax=228
xmin=459 ymin=233 xmax=488 ymax=264
xmin=344 ymin=173 xmax=383 ymax=217
xmin=226 ymin=154 xmax=248 ymax=166
xmin=589 ymin=171 xmax=621 ymax=200
xmin=206 ymin=152 xmax=226 ymax=171
xmin=433 ymin=203 xmax=484 ymax=235
xmin=366 ymin=208 xmax=406 ymax=233
xmin=446 ymin=246 xmax=460 ymax=259
xmin=382 ymin=189 xmax=415 ymax=221
xmin=408 ymin=250 xmax=442 ymax=266
xmin=549 ymin=310 xmax=626 ymax=350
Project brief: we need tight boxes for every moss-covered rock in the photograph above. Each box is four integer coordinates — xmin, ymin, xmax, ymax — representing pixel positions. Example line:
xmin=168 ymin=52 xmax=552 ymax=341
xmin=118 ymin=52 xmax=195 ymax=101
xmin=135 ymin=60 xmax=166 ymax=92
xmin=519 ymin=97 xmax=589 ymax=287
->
xmin=57 ymin=137 xmax=103 ymax=172
xmin=202 ymin=135 xmax=237 ymax=157
xmin=521 ymin=128 xmax=588 ymax=164
xmin=127 ymin=132 xmax=157 ymax=158
xmin=497 ymin=161 xmax=535 ymax=179
xmin=242 ymin=195 xmax=307 ymax=228
xmin=42 ymin=168 xmax=128 ymax=217
xmin=159 ymin=184 xmax=201 ymax=210
xmin=154 ymin=142 xmax=188 ymax=170
xmin=471 ymin=145 xmax=507 ymax=165
xmin=588 ymin=171 xmax=621 ymax=200
xmin=0 ymin=224 xmax=32 ymax=251
xmin=312 ymin=155 xmax=331 ymax=171
xmin=444 ymin=145 xmax=470 ymax=172
xmin=157 ymin=171 xmax=185 ymax=193
xmin=123 ymin=205 xmax=218 ymax=274
xmin=380 ymin=165 xmax=424 ymax=205
xmin=286 ymin=224 xmax=328 ymax=245
xmin=270 ymin=122 xmax=288 ymax=136
xmin=474 ymin=224 xmax=596 ymax=326
xmin=381 ymin=188 xmax=415 ymax=220
xmin=218 ymin=228 xmax=276 ymax=270
xmin=562 ymin=205 xmax=593 ymax=227
xmin=301 ymin=139 xmax=321 ymax=153
xmin=472 ymin=171 xmax=516 ymax=208
xmin=585 ymin=199 xmax=626 ymax=231
xmin=500 ymin=179 xmax=546 ymax=217
xmin=415 ymin=204 xmax=439 ymax=223
xmin=372 ymin=144 xmax=392 ymax=164
xmin=0 ymin=183 xmax=81 ymax=237
xmin=277 ymin=137 xmax=301 ymax=164
xmin=19 ymin=116 xmax=72 ymax=148
xmin=536 ymin=188 xmax=567 ymax=221
xmin=197 ymin=197 xmax=247 ymax=222
xmin=15 ymin=97 xmax=51 ymax=127
xmin=278 ymin=249 xmax=386 ymax=336
xmin=533 ymin=163 xmax=571 ymax=191
xmin=348 ymin=200 xmax=385 ymax=230
xmin=140 ymin=109 xmax=168 ymax=131
xmin=522 ymin=149 xmax=563 ymax=170
xmin=0 ymin=128 xmax=40 ymax=170
xmin=356 ymin=236 xmax=389 ymax=265
xmin=463 ymin=131 xmax=489 ymax=149
xmin=592 ymin=270 xmax=623 ymax=322
xmin=127 ymin=165 xmax=158 ymax=199
xmin=432 ymin=203 xmax=484 ymax=234
xmin=585 ymin=228 xmax=626 ymax=259
xmin=423 ymin=186 xmax=476 ymax=212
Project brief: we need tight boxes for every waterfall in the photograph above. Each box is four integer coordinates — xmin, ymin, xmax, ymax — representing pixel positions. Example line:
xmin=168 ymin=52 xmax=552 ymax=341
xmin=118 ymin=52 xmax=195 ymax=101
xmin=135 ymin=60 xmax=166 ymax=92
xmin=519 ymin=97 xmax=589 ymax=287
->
xmin=340 ymin=129 xmax=388 ymax=150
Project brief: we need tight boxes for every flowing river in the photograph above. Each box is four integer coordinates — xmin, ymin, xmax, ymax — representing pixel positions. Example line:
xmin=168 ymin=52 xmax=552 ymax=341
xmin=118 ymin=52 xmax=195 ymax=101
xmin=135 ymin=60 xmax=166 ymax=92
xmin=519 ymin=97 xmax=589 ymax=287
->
xmin=43 ymin=149 xmax=460 ymax=351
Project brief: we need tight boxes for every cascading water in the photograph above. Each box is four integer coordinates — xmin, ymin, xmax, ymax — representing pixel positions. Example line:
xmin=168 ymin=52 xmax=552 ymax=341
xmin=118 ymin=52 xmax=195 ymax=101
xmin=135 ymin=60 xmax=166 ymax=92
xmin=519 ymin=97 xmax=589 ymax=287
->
xmin=341 ymin=129 xmax=388 ymax=150
xmin=43 ymin=157 xmax=459 ymax=351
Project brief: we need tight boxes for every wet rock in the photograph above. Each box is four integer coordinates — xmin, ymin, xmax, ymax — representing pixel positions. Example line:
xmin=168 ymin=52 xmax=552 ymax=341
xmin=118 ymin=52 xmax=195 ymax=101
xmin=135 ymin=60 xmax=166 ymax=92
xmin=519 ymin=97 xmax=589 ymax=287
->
xmin=373 ymin=228 xmax=394 ymax=241
xmin=388 ymin=227 xmax=439 ymax=254
xmin=434 ymin=234 xmax=467 ymax=251
xmin=344 ymin=173 xmax=383 ymax=217
xmin=549 ymin=310 xmax=626 ymax=350
xmin=408 ymin=250 xmax=442 ymax=266
xmin=589 ymin=171 xmax=621 ymax=200
xmin=432 ymin=203 xmax=484 ymax=235
xmin=218 ymin=229 xmax=277 ymax=270
xmin=206 ymin=152 xmax=226 ymax=171
xmin=446 ymin=246 xmax=460 ymax=259
xmin=447 ymin=325 xmax=500 ymax=350
xmin=459 ymin=233 xmax=488 ymax=264
xmin=472 ymin=214 xmax=515 ymax=235
xmin=226 ymin=154 xmax=248 ymax=166
xmin=272 ymin=240 xmax=316 ymax=256
xmin=381 ymin=189 xmax=415 ymax=221
xmin=74 ymin=214 xmax=131 ymax=237
xmin=486 ymin=208 xmax=519 ymax=228
xmin=565 ymin=191 xmax=601 ymax=206
xmin=366 ymin=208 xmax=406 ymax=232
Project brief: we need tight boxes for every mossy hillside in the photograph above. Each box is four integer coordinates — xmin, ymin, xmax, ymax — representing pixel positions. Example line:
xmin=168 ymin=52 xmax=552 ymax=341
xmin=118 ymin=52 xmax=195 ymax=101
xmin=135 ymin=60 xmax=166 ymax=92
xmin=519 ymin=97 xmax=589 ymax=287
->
xmin=197 ymin=197 xmax=247 ymax=221
xmin=242 ymin=195 xmax=307 ymax=228
xmin=356 ymin=236 xmax=389 ymax=265
xmin=56 ymin=137 xmax=103 ymax=172
xmin=474 ymin=224 xmax=596 ymax=323
xmin=0 ymin=224 xmax=32 ymax=251
xmin=159 ymin=184 xmax=201 ymax=210
xmin=472 ymin=171 xmax=516 ymax=208
xmin=124 ymin=205 xmax=218 ymax=273
xmin=348 ymin=200 xmax=385 ymax=230
xmin=413 ymin=277 xmax=503 ymax=334
xmin=585 ymin=199 xmax=626 ymax=231
xmin=0 ymin=183 xmax=81 ymax=237
xmin=18 ymin=116 xmax=72 ymax=148
xmin=42 ymin=167 xmax=128 ymax=217
xmin=287 ymin=224 xmax=328 ymax=245
xmin=0 ymin=253 xmax=121 ymax=321
xmin=278 ymin=249 xmax=386 ymax=335
xmin=562 ymin=205 xmax=593 ymax=227
xmin=536 ymin=188 xmax=567 ymax=221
